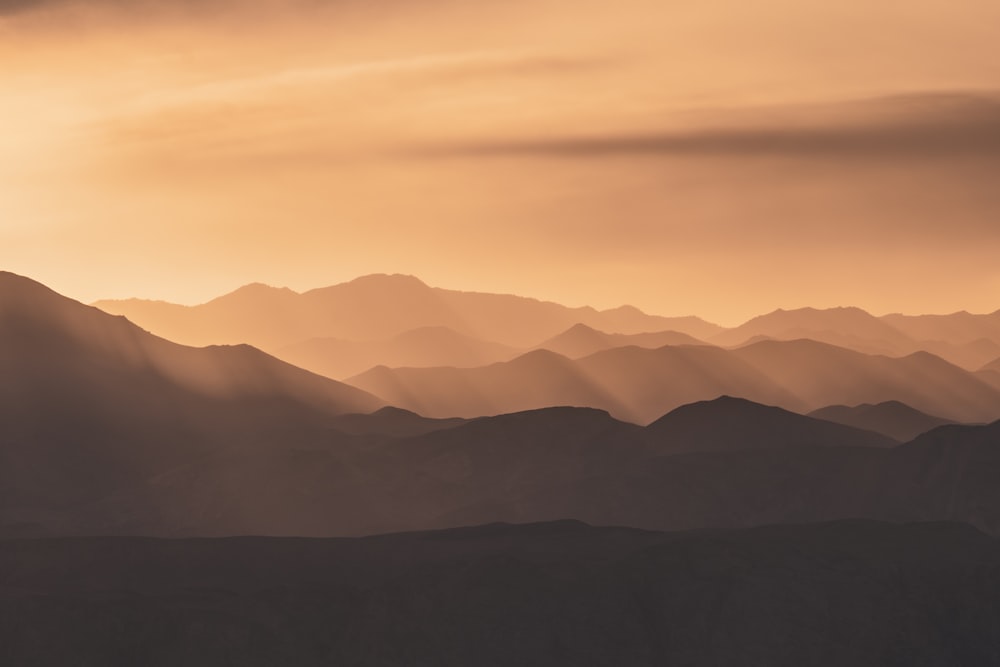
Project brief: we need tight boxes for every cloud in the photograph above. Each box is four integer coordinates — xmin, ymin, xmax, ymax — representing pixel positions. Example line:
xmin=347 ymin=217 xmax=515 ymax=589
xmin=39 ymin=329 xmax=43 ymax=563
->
xmin=411 ymin=92 xmax=1000 ymax=161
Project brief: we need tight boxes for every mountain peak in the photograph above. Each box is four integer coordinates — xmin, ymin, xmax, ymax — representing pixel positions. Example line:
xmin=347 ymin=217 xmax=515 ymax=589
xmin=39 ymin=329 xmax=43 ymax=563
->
xmin=346 ymin=273 xmax=429 ymax=289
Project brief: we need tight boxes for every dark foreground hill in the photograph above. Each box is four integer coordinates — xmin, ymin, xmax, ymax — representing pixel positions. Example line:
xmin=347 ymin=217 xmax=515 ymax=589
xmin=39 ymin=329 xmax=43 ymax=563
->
xmin=21 ymin=398 xmax=1000 ymax=539
xmin=810 ymin=401 xmax=956 ymax=441
xmin=1 ymin=520 xmax=998 ymax=667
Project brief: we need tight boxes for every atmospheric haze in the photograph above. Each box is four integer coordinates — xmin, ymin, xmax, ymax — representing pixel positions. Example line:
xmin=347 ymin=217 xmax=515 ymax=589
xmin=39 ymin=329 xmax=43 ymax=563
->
xmin=3 ymin=0 xmax=1000 ymax=324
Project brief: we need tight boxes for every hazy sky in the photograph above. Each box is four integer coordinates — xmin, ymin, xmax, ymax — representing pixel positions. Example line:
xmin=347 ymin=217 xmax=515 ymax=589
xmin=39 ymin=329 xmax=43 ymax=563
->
xmin=2 ymin=0 xmax=999 ymax=324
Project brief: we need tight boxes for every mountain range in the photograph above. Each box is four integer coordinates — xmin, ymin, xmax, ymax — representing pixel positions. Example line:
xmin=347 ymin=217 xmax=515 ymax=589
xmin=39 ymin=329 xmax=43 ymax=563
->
xmin=809 ymin=401 xmax=955 ymax=441
xmin=94 ymin=276 xmax=1000 ymax=376
xmin=7 ymin=270 xmax=1000 ymax=539
xmin=348 ymin=340 xmax=1000 ymax=424
xmin=94 ymin=274 xmax=722 ymax=350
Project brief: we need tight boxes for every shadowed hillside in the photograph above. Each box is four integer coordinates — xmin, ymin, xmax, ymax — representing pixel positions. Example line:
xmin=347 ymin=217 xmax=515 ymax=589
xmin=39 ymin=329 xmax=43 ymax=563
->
xmin=0 ymin=271 xmax=383 ymax=531
xmin=810 ymin=401 xmax=955 ymax=441
xmin=349 ymin=339 xmax=1000 ymax=424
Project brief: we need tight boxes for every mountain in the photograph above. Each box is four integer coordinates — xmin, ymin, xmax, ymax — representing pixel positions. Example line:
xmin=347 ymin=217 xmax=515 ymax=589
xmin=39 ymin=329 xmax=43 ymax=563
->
xmin=532 ymin=418 xmax=1000 ymax=535
xmin=274 ymin=326 xmax=520 ymax=379
xmin=329 ymin=406 xmax=467 ymax=438
xmin=983 ymin=356 xmax=1000 ymax=373
xmin=3 ymin=520 xmax=998 ymax=667
xmin=534 ymin=322 xmax=706 ymax=358
xmin=348 ymin=345 xmax=801 ymax=423
xmin=31 ymin=398 xmax=906 ymax=539
xmin=347 ymin=349 xmax=634 ymax=422
xmin=0 ymin=271 xmax=383 ymax=530
xmin=348 ymin=339 xmax=1000 ymax=424
xmin=712 ymin=306 xmax=915 ymax=351
xmin=93 ymin=273 xmax=723 ymax=350
xmin=647 ymin=396 xmax=896 ymax=452
xmin=919 ymin=338 xmax=1000 ymax=371
xmin=729 ymin=339 xmax=1000 ymax=423
xmin=810 ymin=401 xmax=955 ymax=441
xmin=882 ymin=309 xmax=1000 ymax=346
xmin=710 ymin=307 xmax=1000 ymax=370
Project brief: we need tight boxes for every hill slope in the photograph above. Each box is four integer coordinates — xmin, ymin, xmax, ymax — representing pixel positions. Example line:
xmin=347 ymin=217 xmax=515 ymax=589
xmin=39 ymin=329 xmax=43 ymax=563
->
xmin=0 ymin=271 xmax=383 ymax=526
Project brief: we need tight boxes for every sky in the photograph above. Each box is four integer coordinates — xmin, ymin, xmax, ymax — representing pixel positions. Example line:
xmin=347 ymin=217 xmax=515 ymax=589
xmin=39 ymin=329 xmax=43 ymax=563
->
xmin=2 ymin=0 xmax=999 ymax=325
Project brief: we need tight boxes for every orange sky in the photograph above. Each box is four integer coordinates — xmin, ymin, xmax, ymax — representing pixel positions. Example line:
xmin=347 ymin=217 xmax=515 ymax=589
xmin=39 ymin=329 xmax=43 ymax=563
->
xmin=2 ymin=0 xmax=999 ymax=325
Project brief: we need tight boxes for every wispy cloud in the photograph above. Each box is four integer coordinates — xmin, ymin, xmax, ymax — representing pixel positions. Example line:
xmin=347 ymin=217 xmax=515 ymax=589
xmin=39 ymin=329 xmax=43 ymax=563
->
xmin=410 ymin=92 xmax=1000 ymax=161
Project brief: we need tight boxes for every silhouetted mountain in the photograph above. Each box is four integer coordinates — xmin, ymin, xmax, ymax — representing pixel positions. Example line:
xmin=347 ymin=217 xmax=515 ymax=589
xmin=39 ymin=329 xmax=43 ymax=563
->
xmin=647 ymin=396 xmax=896 ymax=452
xmin=349 ymin=339 xmax=1000 ymax=424
xmin=534 ymin=322 xmax=706 ymax=358
xmin=32 ymin=398 xmax=989 ymax=539
xmin=274 ymin=326 xmax=520 ymax=379
xmin=94 ymin=273 xmax=722 ymax=349
xmin=882 ymin=309 xmax=1000 ymax=346
xmin=730 ymin=339 xmax=1000 ymax=423
xmin=713 ymin=306 xmax=914 ymax=350
xmin=349 ymin=349 xmax=639 ymax=421
xmin=330 ymin=406 xmax=467 ymax=438
xmin=983 ymin=356 xmax=1000 ymax=373
xmin=919 ymin=337 xmax=1000 ymax=371
xmin=0 ymin=271 xmax=383 ymax=530
xmin=3 ymin=520 xmax=998 ymax=667
xmin=711 ymin=307 xmax=1000 ymax=370
xmin=810 ymin=401 xmax=955 ymax=441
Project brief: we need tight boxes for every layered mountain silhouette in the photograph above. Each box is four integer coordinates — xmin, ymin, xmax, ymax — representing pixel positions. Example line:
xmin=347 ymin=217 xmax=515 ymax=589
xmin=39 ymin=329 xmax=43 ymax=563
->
xmin=712 ymin=306 xmax=1000 ymax=369
xmin=712 ymin=306 xmax=914 ymax=351
xmin=884 ymin=309 xmax=1000 ymax=346
xmin=533 ymin=322 xmax=706 ymax=358
xmin=329 ymin=406 xmax=467 ymax=438
xmin=0 ymin=271 xmax=383 ymax=531
xmin=647 ymin=396 xmax=895 ymax=451
xmin=3 ymin=520 xmax=998 ymax=667
xmin=16 ymin=393 xmax=1000 ymax=539
xmin=95 ymin=280 xmax=1000 ymax=375
xmin=274 ymin=326 xmax=520 ymax=379
xmin=810 ymin=401 xmax=955 ymax=441
xmin=7 ymin=271 xmax=1000 ymax=544
xmin=94 ymin=274 xmax=722 ymax=350
xmin=348 ymin=339 xmax=1000 ymax=424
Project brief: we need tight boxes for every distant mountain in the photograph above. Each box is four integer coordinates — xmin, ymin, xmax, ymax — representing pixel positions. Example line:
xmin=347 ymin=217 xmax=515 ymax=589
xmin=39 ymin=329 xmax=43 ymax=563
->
xmin=4 ymin=520 xmax=998 ymax=667
xmin=648 ymin=396 xmax=896 ymax=452
xmin=712 ymin=306 xmax=914 ymax=350
xmin=0 ymin=271 xmax=383 ymax=529
xmin=348 ymin=339 xmax=1000 ymax=424
xmin=274 ymin=326 xmax=520 ymax=379
xmin=348 ymin=346 xmax=800 ymax=423
xmin=882 ymin=310 xmax=1000 ymax=346
xmin=534 ymin=322 xmax=706 ymax=358
xmin=919 ymin=338 xmax=1000 ymax=371
xmin=348 ymin=349 xmax=638 ymax=421
xmin=94 ymin=274 xmax=722 ymax=350
xmin=810 ymin=401 xmax=955 ymax=441
xmin=729 ymin=339 xmax=1000 ymax=423
xmin=710 ymin=307 xmax=1000 ymax=370
xmin=983 ymin=356 xmax=1000 ymax=373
